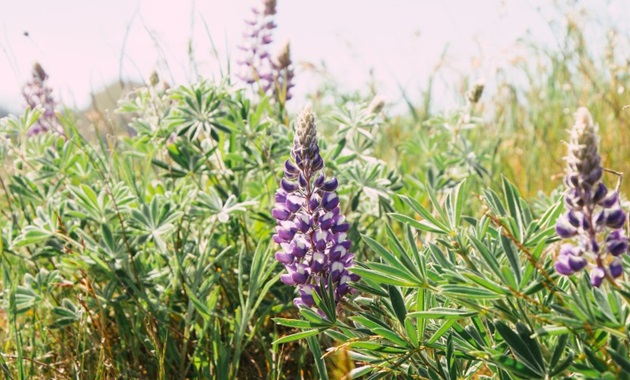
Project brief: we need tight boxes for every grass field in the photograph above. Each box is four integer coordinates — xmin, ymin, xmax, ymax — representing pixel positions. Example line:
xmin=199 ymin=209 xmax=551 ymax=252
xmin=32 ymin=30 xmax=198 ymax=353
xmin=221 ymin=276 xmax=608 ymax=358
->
xmin=1 ymin=1 xmax=630 ymax=379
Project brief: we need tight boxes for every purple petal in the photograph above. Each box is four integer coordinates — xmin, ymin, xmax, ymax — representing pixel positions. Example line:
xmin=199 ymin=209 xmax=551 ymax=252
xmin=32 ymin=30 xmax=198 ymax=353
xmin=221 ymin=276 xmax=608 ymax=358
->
xmin=555 ymin=218 xmax=577 ymax=238
xmin=322 ymin=192 xmax=340 ymax=211
xmin=275 ymin=190 xmax=287 ymax=204
xmin=610 ymin=259 xmax=623 ymax=278
xmin=590 ymin=267 xmax=606 ymax=287
xmin=275 ymin=252 xmax=294 ymax=264
xmin=286 ymin=195 xmax=303 ymax=213
xmin=314 ymin=174 xmax=325 ymax=188
xmin=281 ymin=178 xmax=299 ymax=192
xmin=272 ymin=207 xmax=291 ymax=221
xmin=592 ymin=183 xmax=607 ymax=203
xmin=600 ymin=191 xmax=619 ymax=208
xmin=554 ymin=255 xmax=575 ymax=275
xmin=322 ymin=177 xmax=338 ymax=192
xmin=606 ymin=208 xmax=626 ymax=229
xmin=566 ymin=210 xmax=581 ymax=228
xmin=568 ymin=255 xmax=587 ymax=271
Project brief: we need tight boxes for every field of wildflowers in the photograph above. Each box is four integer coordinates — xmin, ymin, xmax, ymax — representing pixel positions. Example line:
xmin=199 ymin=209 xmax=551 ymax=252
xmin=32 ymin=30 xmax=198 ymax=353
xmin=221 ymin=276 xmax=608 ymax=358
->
xmin=1 ymin=1 xmax=630 ymax=379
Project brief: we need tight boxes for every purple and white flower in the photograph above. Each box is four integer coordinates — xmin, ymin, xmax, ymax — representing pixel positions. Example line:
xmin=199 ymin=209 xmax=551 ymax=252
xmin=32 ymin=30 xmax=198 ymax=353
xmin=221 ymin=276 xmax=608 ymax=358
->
xmin=22 ymin=63 xmax=63 ymax=136
xmin=272 ymin=106 xmax=359 ymax=312
xmin=555 ymin=107 xmax=627 ymax=286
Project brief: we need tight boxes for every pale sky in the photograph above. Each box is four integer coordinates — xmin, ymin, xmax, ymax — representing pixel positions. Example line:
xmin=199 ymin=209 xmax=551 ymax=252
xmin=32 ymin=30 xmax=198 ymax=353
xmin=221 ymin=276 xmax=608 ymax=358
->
xmin=0 ymin=0 xmax=626 ymax=113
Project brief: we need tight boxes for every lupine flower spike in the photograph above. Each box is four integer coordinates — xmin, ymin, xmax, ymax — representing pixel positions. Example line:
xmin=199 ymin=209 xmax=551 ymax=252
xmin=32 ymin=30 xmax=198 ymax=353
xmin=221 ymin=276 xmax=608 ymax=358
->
xmin=271 ymin=40 xmax=295 ymax=103
xmin=236 ymin=0 xmax=277 ymax=92
xmin=272 ymin=106 xmax=359 ymax=313
xmin=22 ymin=63 xmax=62 ymax=136
xmin=555 ymin=107 xmax=627 ymax=286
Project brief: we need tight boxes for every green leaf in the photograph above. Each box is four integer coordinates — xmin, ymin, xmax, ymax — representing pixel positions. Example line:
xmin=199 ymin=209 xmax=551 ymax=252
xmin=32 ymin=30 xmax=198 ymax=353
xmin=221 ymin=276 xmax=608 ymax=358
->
xmin=13 ymin=226 xmax=51 ymax=247
xmin=273 ymin=329 xmax=321 ymax=345
xmin=273 ymin=318 xmax=321 ymax=329
xmin=409 ymin=308 xmax=477 ymax=319
xmin=494 ymin=321 xmax=545 ymax=376
xmin=584 ymin=346 xmax=608 ymax=373
xmin=388 ymin=285 xmax=407 ymax=326
xmin=461 ymin=272 xmax=511 ymax=295
xmin=350 ymin=266 xmax=417 ymax=287
xmin=439 ymin=285 xmax=502 ymax=300
xmin=607 ymin=348 xmax=630 ymax=373
xmin=300 ymin=308 xmax=330 ymax=325
xmin=549 ymin=352 xmax=574 ymax=377
xmin=500 ymin=235 xmax=522 ymax=284
xmin=491 ymin=354 xmax=542 ymax=378
xmin=398 ymin=194 xmax=448 ymax=230
xmin=184 ymin=283 xmax=215 ymax=322
xmin=362 ymin=235 xmax=415 ymax=282
xmin=427 ymin=319 xmax=456 ymax=345
xmin=372 ymin=327 xmax=410 ymax=347
xmin=549 ymin=334 xmax=568 ymax=369
xmin=307 ymin=335 xmax=329 ymax=380
xmin=391 ymin=213 xmax=445 ymax=234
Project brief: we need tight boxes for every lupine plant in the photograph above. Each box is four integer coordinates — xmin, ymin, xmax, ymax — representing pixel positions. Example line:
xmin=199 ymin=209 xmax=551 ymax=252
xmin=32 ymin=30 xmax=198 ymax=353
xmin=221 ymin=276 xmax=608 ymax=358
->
xmin=3 ymin=2 xmax=630 ymax=379
xmin=270 ymin=40 xmax=295 ymax=104
xmin=236 ymin=0 xmax=295 ymax=107
xmin=237 ymin=0 xmax=277 ymax=93
xmin=554 ymin=107 xmax=627 ymax=286
xmin=21 ymin=63 xmax=62 ymax=136
xmin=272 ymin=106 xmax=359 ymax=311
xmin=399 ymin=81 xmax=495 ymax=194
xmin=275 ymin=108 xmax=630 ymax=379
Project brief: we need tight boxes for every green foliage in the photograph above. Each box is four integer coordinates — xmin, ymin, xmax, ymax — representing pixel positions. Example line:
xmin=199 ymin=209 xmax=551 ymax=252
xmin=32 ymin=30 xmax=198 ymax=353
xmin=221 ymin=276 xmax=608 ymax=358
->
xmin=2 ymin=4 xmax=630 ymax=379
xmin=279 ymin=180 xmax=630 ymax=379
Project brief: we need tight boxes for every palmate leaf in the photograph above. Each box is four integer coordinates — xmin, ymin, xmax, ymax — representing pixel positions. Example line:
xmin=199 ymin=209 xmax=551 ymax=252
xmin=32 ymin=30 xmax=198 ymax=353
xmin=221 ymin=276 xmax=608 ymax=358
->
xmin=167 ymin=80 xmax=230 ymax=140
xmin=427 ymin=319 xmax=457 ymax=345
xmin=384 ymin=225 xmax=424 ymax=281
xmin=362 ymin=234 xmax=423 ymax=285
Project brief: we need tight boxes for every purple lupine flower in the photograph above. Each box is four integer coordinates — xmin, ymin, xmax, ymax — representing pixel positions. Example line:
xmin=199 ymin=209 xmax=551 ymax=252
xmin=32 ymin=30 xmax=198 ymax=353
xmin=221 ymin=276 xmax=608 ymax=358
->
xmin=273 ymin=106 xmax=359 ymax=313
xmin=555 ymin=107 xmax=627 ymax=286
xmin=22 ymin=63 xmax=62 ymax=136
xmin=236 ymin=0 xmax=277 ymax=92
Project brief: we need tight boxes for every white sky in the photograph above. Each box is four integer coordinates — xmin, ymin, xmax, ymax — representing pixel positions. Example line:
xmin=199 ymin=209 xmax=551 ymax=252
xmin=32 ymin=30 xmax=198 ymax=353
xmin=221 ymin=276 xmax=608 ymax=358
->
xmin=0 ymin=0 xmax=626 ymax=113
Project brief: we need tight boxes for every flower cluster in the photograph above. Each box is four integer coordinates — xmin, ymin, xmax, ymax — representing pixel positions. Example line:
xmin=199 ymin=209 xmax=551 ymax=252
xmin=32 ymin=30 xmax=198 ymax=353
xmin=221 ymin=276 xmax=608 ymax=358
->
xmin=555 ymin=107 xmax=627 ymax=286
xmin=236 ymin=0 xmax=295 ymax=103
xmin=22 ymin=63 xmax=62 ymax=136
xmin=236 ymin=0 xmax=277 ymax=92
xmin=270 ymin=40 xmax=295 ymax=102
xmin=272 ymin=106 xmax=359 ymax=311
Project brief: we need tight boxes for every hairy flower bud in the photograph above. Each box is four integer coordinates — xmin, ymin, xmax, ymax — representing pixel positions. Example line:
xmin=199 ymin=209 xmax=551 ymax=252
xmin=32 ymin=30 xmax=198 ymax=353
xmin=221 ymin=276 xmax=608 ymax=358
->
xmin=466 ymin=81 xmax=484 ymax=104
xmin=271 ymin=40 xmax=295 ymax=101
